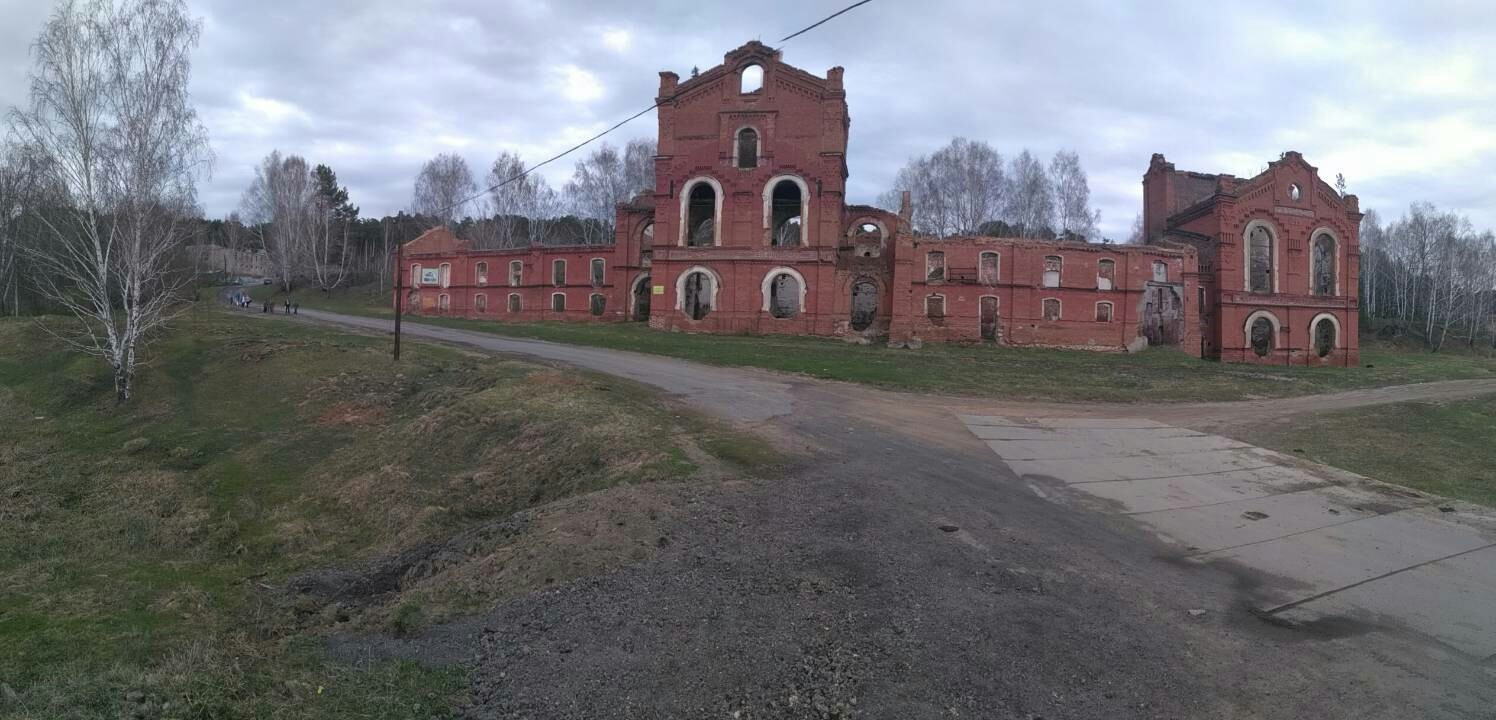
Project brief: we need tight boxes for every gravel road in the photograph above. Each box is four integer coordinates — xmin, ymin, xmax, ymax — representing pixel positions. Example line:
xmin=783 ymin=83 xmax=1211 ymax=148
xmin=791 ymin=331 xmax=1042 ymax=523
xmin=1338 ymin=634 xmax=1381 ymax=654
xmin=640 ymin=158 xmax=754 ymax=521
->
xmin=255 ymin=305 xmax=1496 ymax=719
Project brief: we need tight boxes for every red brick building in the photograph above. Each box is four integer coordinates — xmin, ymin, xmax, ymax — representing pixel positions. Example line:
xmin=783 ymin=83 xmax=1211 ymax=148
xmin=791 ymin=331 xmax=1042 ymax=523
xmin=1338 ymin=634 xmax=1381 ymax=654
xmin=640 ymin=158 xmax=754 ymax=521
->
xmin=1143 ymin=151 xmax=1361 ymax=365
xmin=397 ymin=41 xmax=1363 ymax=364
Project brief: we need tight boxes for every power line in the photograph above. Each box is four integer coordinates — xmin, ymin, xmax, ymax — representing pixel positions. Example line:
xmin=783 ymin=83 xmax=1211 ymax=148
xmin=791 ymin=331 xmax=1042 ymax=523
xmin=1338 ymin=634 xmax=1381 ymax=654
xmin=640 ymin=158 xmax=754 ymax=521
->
xmin=778 ymin=0 xmax=872 ymax=43
xmin=429 ymin=0 xmax=875 ymax=220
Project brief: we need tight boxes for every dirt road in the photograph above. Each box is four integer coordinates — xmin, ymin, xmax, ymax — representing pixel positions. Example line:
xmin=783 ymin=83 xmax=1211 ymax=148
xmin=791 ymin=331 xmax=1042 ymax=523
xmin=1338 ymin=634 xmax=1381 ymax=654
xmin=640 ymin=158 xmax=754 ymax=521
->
xmin=274 ymin=306 xmax=1496 ymax=719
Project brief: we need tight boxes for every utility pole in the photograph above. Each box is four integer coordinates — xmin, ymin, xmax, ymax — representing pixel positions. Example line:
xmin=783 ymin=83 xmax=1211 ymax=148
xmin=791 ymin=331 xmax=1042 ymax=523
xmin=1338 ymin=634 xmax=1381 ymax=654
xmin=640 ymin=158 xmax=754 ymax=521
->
xmin=393 ymin=236 xmax=403 ymax=361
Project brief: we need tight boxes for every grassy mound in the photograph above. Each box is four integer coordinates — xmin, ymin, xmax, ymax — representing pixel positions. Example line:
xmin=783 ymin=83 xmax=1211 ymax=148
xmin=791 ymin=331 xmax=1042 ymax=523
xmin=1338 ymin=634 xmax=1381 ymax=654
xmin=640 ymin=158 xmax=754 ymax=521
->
xmin=0 ymin=309 xmax=771 ymax=718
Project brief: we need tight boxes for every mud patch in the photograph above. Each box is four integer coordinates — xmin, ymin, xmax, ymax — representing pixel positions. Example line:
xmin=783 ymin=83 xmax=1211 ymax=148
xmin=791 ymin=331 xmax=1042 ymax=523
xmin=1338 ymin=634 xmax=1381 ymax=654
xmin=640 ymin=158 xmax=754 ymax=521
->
xmin=316 ymin=401 xmax=388 ymax=426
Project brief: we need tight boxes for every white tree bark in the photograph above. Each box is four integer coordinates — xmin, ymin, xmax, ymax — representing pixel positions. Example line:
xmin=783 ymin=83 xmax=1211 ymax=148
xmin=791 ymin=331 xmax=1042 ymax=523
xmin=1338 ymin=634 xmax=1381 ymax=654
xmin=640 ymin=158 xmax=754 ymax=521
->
xmin=10 ymin=0 xmax=210 ymax=403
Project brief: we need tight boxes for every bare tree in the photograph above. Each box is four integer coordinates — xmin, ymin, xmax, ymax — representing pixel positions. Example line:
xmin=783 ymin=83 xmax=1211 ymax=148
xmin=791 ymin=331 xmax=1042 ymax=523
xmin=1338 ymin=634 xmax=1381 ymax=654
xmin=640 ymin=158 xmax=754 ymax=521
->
xmin=9 ymin=0 xmax=210 ymax=403
xmin=565 ymin=139 xmax=656 ymax=244
xmin=1006 ymin=149 xmax=1055 ymax=239
xmin=411 ymin=153 xmax=475 ymax=227
xmin=1049 ymin=149 xmax=1100 ymax=241
xmin=0 ymin=144 xmax=54 ymax=315
xmin=622 ymin=138 xmax=656 ymax=200
xmin=528 ymin=178 xmax=566 ymax=247
xmin=1362 ymin=202 xmax=1496 ymax=350
xmin=878 ymin=137 xmax=1008 ymax=238
xmin=485 ymin=151 xmax=539 ymax=248
xmin=240 ymin=151 xmax=315 ymax=292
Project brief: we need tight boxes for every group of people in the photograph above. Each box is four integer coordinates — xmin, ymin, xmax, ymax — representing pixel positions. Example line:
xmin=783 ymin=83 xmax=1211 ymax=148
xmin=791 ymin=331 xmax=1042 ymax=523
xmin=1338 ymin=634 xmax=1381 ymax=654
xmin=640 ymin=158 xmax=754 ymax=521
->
xmin=232 ymin=293 xmax=298 ymax=315
xmin=262 ymin=300 xmax=299 ymax=315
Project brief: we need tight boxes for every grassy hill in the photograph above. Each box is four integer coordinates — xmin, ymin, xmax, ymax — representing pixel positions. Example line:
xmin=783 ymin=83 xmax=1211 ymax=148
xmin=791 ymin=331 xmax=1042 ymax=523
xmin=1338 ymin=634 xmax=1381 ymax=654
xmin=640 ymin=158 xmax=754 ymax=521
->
xmin=0 ymin=308 xmax=772 ymax=718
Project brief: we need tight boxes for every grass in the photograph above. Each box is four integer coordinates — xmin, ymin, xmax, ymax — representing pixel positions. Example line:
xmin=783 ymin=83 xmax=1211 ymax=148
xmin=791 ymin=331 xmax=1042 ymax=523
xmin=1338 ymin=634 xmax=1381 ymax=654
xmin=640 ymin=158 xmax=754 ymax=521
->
xmin=252 ymin=282 xmax=1496 ymax=403
xmin=1231 ymin=398 xmax=1496 ymax=507
xmin=0 ymin=306 xmax=772 ymax=718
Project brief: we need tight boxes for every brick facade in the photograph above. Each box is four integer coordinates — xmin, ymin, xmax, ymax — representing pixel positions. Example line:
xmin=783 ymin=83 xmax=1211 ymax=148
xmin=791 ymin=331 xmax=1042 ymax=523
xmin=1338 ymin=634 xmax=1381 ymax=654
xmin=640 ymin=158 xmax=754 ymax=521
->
xmin=1143 ymin=151 xmax=1361 ymax=366
xmin=395 ymin=41 xmax=1365 ymax=366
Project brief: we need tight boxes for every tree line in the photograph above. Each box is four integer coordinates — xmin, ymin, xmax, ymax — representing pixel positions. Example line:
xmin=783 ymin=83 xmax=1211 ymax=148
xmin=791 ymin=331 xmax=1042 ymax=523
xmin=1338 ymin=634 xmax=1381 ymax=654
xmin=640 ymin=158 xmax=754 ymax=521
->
xmin=1359 ymin=203 xmax=1496 ymax=351
xmin=877 ymin=137 xmax=1106 ymax=242
xmin=230 ymin=137 xmax=657 ymax=294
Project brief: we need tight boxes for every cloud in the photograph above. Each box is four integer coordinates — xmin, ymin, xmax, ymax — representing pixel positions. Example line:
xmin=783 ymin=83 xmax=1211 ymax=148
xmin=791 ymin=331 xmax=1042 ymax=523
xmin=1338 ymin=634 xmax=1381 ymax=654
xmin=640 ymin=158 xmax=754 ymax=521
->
xmin=601 ymin=28 xmax=631 ymax=53
xmin=554 ymin=64 xmax=604 ymax=103
xmin=0 ymin=0 xmax=1490 ymax=238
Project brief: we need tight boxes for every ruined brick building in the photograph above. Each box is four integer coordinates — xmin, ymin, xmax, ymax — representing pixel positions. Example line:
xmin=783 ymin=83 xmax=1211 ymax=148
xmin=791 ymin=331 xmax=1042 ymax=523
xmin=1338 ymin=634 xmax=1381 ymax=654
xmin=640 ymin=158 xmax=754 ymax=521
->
xmin=398 ymin=41 xmax=1358 ymax=365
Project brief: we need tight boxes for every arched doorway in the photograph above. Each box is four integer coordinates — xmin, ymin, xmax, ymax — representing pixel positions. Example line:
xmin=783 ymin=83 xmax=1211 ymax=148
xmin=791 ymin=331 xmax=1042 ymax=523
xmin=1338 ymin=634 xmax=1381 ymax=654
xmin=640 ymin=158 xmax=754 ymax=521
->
xmin=632 ymin=275 xmax=652 ymax=321
xmin=849 ymin=280 xmax=878 ymax=331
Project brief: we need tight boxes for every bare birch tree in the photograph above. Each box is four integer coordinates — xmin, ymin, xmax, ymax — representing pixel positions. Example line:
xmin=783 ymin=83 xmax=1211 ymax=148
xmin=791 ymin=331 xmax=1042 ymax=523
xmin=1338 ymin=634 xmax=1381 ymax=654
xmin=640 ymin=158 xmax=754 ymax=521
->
xmin=1006 ymin=149 xmax=1055 ymax=239
xmin=411 ymin=153 xmax=475 ymax=227
xmin=241 ymin=151 xmax=315 ymax=292
xmin=486 ymin=151 xmax=539 ymax=248
xmin=9 ymin=0 xmax=210 ymax=402
xmin=563 ymin=139 xmax=656 ymax=245
xmin=1362 ymin=202 xmax=1496 ymax=350
xmin=878 ymin=137 xmax=1008 ymax=238
xmin=1049 ymin=149 xmax=1100 ymax=241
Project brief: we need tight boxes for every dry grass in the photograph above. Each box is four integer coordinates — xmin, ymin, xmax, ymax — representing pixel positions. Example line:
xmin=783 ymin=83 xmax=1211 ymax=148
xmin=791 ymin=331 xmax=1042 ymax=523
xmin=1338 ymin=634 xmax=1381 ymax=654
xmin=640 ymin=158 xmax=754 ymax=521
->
xmin=0 ymin=308 xmax=778 ymax=719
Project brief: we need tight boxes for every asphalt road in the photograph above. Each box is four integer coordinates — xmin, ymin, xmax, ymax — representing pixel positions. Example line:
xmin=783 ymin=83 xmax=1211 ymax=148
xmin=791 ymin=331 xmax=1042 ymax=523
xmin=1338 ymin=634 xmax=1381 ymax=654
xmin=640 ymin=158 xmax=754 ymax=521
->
xmin=258 ymin=305 xmax=1496 ymax=719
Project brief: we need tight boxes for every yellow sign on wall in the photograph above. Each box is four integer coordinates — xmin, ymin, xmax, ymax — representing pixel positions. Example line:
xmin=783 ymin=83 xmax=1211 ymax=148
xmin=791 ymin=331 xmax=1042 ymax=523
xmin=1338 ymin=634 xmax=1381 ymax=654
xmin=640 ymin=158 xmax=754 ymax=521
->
xmin=652 ymin=285 xmax=665 ymax=295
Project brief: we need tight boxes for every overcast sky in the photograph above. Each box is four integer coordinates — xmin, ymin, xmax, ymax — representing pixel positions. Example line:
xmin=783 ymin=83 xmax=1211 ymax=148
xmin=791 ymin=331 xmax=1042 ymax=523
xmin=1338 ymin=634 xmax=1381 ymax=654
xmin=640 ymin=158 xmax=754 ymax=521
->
xmin=2 ymin=0 xmax=1493 ymax=239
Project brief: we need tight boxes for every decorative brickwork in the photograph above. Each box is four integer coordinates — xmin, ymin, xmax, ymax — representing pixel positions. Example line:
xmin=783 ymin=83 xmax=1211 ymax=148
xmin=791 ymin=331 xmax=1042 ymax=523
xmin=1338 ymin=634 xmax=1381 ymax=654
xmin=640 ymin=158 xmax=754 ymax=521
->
xmin=395 ymin=42 xmax=1382 ymax=367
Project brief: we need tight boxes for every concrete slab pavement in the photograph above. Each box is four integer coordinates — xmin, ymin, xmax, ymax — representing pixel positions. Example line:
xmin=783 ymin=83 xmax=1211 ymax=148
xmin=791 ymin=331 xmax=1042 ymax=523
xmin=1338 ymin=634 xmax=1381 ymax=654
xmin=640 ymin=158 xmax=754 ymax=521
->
xmin=962 ymin=415 xmax=1496 ymax=662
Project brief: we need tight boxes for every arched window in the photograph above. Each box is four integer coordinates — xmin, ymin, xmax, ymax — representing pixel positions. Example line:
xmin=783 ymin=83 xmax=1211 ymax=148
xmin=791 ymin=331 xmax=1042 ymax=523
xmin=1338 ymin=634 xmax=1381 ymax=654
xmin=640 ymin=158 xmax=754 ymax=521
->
xmin=591 ymin=258 xmax=606 ymax=287
xmin=509 ymin=260 xmax=523 ymax=287
xmin=851 ymin=221 xmax=884 ymax=258
xmin=1289 ymin=183 xmax=1302 ymax=202
xmin=1043 ymin=256 xmax=1062 ymax=288
xmin=439 ymin=263 xmax=451 ymax=288
xmin=762 ymin=269 xmax=804 ymax=319
xmin=740 ymin=63 xmax=763 ymax=94
xmin=1042 ymin=298 xmax=1061 ymax=321
xmin=475 ymin=293 xmax=488 ymax=313
xmin=980 ymin=252 xmax=1001 ymax=285
xmin=735 ymin=128 xmax=759 ymax=169
xmin=1251 ymin=317 xmax=1275 ymax=356
xmin=411 ymin=263 xmax=423 ymax=287
xmin=926 ymin=294 xmax=946 ymax=320
xmin=1247 ymin=224 xmax=1274 ymax=293
xmin=438 ymin=293 xmax=451 ymax=311
xmin=507 ymin=293 xmax=521 ymax=313
xmin=1314 ymin=317 xmax=1336 ymax=357
xmin=476 ymin=261 xmax=489 ymax=286
xmin=926 ymin=251 xmax=945 ymax=282
xmin=1095 ymin=301 xmax=1113 ymax=322
xmin=1152 ymin=260 xmax=1168 ymax=283
xmin=552 ymin=259 xmax=566 ymax=286
xmin=1312 ymin=233 xmax=1336 ymax=296
xmin=640 ymin=223 xmax=654 ymax=267
xmin=680 ymin=269 xmax=716 ymax=320
xmin=551 ymin=292 xmax=566 ymax=312
xmin=407 ymin=289 xmax=421 ymax=309
xmin=1097 ymin=258 xmax=1115 ymax=290
xmin=850 ymin=280 xmax=878 ymax=331
xmin=684 ymin=180 xmax=719 ymax=247
xmin=768 ymin=177 xmax=805 ymax=247
xmin=590 ymin=293 xmax=606 ymax=317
